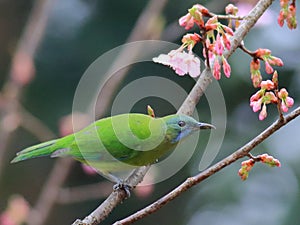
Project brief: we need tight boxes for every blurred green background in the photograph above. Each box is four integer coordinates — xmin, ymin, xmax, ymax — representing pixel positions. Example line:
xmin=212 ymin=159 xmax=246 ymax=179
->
xmin=0 ymin=0 xmax=300 ymax=225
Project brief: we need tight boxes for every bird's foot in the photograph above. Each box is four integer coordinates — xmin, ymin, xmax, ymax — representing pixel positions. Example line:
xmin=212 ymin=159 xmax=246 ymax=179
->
xmin=113 ymin=182 xmax=132 ymax=198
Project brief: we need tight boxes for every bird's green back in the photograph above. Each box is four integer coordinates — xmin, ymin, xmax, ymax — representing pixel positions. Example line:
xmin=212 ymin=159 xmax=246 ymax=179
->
xmin=52 ymin=114 xmax=176 ymax=172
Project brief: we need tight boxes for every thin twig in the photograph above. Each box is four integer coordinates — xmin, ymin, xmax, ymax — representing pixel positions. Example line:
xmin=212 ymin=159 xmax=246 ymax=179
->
xmin=114 ymin=106 xmax=300 ymax=225
xmin=210 ymin=13 xmax=245 ymax=20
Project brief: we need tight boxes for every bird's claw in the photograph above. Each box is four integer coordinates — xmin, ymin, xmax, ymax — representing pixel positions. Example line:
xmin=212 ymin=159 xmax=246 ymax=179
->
xmin=113 ymin=182 xmax=132 ymax=198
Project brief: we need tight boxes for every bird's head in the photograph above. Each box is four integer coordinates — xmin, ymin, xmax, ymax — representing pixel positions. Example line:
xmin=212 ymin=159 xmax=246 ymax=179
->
xmin=162 ymin=114 xmax=215 ymax=144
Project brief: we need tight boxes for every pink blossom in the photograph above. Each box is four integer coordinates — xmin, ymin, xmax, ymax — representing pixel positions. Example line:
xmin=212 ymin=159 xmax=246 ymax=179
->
xmin=250 ymin=90 xmax=263 ymax=102
xmin=251 ymin=73 xmax=262 ymax=88
xmin=265 ymin=61 xmax=274 ymax=74
xmin=222 ymin=33 xmax=231 ymax=50
xmin=280 ymin=0 xmax=290 ymax=8
xmin=269 ymin=56 xmax=284 ymax=66
xmin=255 ymin=48 xmax=271 ymax=58
xmin=205 ymin=16 xmax=218 ymax=31
xmin=213 ymin=60 xmax=221 ymax=80
xmin=225 ymin=3 xmax=238 ymax=15
xmin=250 ymin=59 xmax=262 ymax=88
xmin=278 ymin=10 xmax=285 ymax=27
xmin=179 ymin=13 xmax=194 ymax=30
xmin=278 ymin=88 xmax=288 ymax=99
xmin=238 ymin=159 xmax=255 ymax=181
xmin=182 ymin=33 xmax=201 ymax=49
xmin=250 ymin=98 xmax=262 ymax=112
xmin=281 ymin=96 xmax=294 ymax=112
xmin=287 ymin=4 xmax=297 ymax=29
xmin=264 ymin=92 xmax=278 ymax=104
xmin=250 ymin=59 xmax=260 ymax=71
xmin=222 ymin=25 xmax=234 ymax=36
xmin=281 ymin=101 xmax=289 ymax=112
xmin=260 ymin=153 xmax=281 ymax=167
xmin=259 ymin=104 xmax=267 ymax=120
xmin=260 ymin=80 xmax=275 ymax=90
xmin=222 ymin=57 xmax=231 ymax=78
xmin=286 ymin=96 xmax=294 ymax=107
xmin=214 ymin=34 xmax=224 ymax=55
xmin=194 ymin=4 xmax=210 ymax=16
xmin=153 ymin=49 xmax=201 ymax=77
xmin=278 ymin=88 xmax=294 ymax=112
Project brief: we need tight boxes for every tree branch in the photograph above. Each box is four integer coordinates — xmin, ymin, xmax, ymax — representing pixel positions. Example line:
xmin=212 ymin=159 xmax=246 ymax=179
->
xmin=113 ymin=106 xmax=300 ymax=225
xmin=72 ymin=167 xmax=150 ymax=225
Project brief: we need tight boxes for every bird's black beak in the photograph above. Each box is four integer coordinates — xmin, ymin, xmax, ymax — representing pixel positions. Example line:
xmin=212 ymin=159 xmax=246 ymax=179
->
xmin=197 ymin=122 xmax=216 ymax=130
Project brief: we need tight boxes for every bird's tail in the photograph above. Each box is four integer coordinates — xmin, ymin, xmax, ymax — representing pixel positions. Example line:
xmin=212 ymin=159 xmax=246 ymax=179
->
xmin=11 ymin=139 xmax=58 ymax=163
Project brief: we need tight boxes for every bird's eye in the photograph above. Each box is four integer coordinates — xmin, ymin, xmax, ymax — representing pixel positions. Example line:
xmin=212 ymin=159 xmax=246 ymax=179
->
xmin=178 ymin=121 xmax=186 ymax=127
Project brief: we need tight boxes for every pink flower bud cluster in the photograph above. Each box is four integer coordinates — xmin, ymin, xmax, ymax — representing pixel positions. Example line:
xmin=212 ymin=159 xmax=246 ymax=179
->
xmin=278 ymin=0 xmax=297 ymax=29
xmin=238 ymin=158 xmax=255 ymax=181
xmin=250 ymin=59 xmax=262 ymax=88
xmin=259 ymin=153 xmax=281 ymax=167
xmin=252 ymin=48 xmax=284 ymax=79
xmin=154 ymin=3 xmax=238 ymax=79
xmin=203 ymin=16 xmax=233 ymax=80
xmin=225 ymin=3 xmax=240 ymax=28
xmin=238 ymin=153 xmax=281 ymax=180
xmin=179 ymin=4 xmax=210 ymax=30
xmin=278 ymin=88 xmax=294 ymax=112
xmin=250 ymin=71 xmax=294 ymax=120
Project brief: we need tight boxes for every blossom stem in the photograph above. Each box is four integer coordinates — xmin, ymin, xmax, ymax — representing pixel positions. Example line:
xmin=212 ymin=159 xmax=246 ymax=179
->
xmin=275 ymin=89 xmax=285 ymax=122
xmin=209 ymin=12 xmax=245 ymax=20
xmin=238 ymin=42 xmax=257 ymax=58
xmin=247 ymin=153 xmax=260 ymax=162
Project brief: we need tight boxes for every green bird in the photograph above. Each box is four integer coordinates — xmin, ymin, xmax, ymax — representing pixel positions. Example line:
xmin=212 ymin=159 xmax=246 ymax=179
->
xmin=11 ymin=113 xmax=214 ymax=184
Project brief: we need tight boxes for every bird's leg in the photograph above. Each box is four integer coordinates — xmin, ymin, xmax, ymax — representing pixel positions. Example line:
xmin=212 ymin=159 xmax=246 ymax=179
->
xmin=113 ymin=166 xmax=150 ymax=197
xmin=99 ymin=171 xmax=132 ymax=198
xmin=113 ymin=182 xmax=132 ymax=198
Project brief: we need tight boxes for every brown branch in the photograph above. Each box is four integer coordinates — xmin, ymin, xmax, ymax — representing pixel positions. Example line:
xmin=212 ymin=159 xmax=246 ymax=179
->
xmin=114 ymin=106 xmax=300 ymax=225
xmin=177 ymin=68 xmax=213 ymax=116
xmin=72 ymin=166 xmax=150 ymax=225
